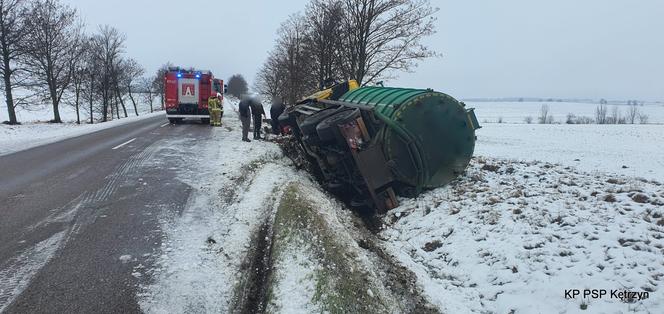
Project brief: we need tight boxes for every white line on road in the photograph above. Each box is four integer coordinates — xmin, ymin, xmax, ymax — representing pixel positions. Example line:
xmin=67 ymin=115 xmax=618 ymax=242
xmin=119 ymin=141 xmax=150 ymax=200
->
xmin=160 ymin=123 xmax=170 ymax=128
xmin=112 ymin=138 xmax=136 ymax=150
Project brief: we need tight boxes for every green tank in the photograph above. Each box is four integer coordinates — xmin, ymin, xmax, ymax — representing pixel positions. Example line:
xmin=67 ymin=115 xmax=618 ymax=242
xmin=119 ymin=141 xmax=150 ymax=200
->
xmin=338 ymin=86 xmax=480 ymax=190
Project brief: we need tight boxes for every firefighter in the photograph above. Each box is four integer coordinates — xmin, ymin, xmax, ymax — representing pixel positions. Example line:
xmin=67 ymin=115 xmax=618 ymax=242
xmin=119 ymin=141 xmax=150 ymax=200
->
xmin=250 ymin=97 xmax=266 ymax=140
xmin=238 ymin=95 xmax=252 ymax=142
xmin=270 ymin=98 xmax=285 ymax=135
xmin=208 ymin=93 xmax=223 ymax=126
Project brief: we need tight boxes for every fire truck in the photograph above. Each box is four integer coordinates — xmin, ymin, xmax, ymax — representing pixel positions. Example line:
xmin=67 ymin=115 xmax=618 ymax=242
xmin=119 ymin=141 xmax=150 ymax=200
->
xmin=164 ymin=67 xmax=225 ymax=124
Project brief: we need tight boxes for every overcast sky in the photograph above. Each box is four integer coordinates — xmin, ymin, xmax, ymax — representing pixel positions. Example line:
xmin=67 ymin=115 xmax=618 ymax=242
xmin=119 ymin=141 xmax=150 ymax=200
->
xmin=63 ymin=0 xmax=664 ymax=100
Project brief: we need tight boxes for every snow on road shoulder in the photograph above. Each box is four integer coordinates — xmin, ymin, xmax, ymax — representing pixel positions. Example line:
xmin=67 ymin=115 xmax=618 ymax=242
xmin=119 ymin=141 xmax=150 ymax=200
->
xmin=382 ymin=157 xmax=664 ymax=313
xmin=139 ymin=98 xmax=303 ymax=313
xmin=0 ymin=111 xmax=165 ymax=156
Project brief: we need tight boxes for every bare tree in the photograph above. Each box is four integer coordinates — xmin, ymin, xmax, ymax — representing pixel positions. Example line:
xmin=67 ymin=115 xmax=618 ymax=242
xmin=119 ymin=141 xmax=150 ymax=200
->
xmin=140 ymin=76 xmax=156 ymax=113
xmin=627 ymin=103 xmax=639 ymax=124
xmin=0 ymin=0 xmax=28 ymax=124
xmin=152 ymin=62 xmax=172 ymax=110
xmin=566 ymin=113 xmax=576 ymax=124
xmin=638 ymin=113 xmax=649 ymax=124
xmin=305 ymin=0 xmax=345 ymax=86
xmin=67 ymin=37 xmax=88 ymax=124
xmin=538 ymin=104 xmax=550 ymax=124
xmin=226 ymin=74 xmax=248 ymax=99
xmin=609 ymin=106 xmax=620 ymax=124
xmin=22 ymin=0 xmax=83 ymax=123
xmin=279 ymin=14 xmax=317 ymax=104
xmin=595 ymin=104 xmax=607 ymax=124
xmin=118 ymin=58 xmax=143 ymax=116
xmin=341 ymin=0 xmax=438 ymax=85
xmin=89 ymin=25 xmax=125 ymax=122
xmin=524 ymin=116 xmax=533 ymax=124
xmin=254 ymin=50 xmax=287 ymax=102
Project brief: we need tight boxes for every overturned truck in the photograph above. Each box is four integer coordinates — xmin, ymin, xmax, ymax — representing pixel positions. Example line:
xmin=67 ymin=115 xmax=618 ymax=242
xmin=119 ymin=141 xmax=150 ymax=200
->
xmin=280 ymin=81 xmax=481 ymax=215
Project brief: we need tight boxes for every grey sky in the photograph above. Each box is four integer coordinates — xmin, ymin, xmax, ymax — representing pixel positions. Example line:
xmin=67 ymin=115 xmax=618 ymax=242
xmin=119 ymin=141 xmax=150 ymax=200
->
xmin=64 ymin=0 xmax=664 ymax=100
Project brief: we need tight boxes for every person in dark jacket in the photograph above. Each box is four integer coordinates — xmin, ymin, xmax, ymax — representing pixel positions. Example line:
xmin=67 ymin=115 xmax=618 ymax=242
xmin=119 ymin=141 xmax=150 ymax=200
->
xmin=269 ymin=98 xmax=285 ymax=135
xmin=250 ymin=98 xmax=266 ymax=140
xmin=238 ymin=96 xmax=252 ymax=142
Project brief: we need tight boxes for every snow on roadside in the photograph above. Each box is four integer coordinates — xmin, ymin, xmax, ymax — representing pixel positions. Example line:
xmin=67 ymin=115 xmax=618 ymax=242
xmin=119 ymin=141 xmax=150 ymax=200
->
xmin=138 ymin=99 xmax=308 ymax=313
xmin=382 ymin=157 xmax=664 ymax=313
xmin=0 ymin=111 xmax=165 ymax=156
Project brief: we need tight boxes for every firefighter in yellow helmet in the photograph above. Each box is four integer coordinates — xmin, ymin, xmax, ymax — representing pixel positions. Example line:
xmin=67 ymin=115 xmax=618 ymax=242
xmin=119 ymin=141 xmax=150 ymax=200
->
xmin=208 ymin=93 xmax=223 ymax=126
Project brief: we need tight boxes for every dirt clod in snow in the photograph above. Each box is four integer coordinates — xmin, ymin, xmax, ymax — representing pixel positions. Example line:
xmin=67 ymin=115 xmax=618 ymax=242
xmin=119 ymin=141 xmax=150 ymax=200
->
xmin=603 ymin=194 xmax=617 ymax=202
xmin=631 ymin=193 xmax=649 ymax=203
xmin=423 ymin=240 xmax=443 ymax=252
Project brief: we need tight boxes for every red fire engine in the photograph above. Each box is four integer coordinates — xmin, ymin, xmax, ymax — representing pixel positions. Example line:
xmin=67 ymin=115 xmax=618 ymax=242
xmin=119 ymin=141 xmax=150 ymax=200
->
xmin=164 ymin=67 xmax=225 ymax=124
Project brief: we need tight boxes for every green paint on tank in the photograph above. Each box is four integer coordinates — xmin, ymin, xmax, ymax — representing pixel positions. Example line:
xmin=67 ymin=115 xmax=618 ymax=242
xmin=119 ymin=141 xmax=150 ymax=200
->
xmin=339 ymin=86 xmax=479 ymax=190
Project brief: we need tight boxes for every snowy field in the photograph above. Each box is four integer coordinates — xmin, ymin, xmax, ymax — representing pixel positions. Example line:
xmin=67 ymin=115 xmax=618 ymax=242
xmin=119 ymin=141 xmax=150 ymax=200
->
xmin=383 ymin=157 xmax=663 ymax=313
xmin=476 ymin=124 xmax=664 ymax=180
xmin=467 ymin=101 xmax=664 ymax=124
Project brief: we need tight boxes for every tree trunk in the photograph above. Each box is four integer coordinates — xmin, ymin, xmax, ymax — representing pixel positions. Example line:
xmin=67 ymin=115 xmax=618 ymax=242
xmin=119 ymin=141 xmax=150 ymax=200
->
xmin=2 ymin=65 xmax=17 ymax=124
xmin=127 ymin=84 xmax=138 ymax=116
xmin=115 ymin=84 xmax=128 ymax=118
xmin=114 ymin=97 xmax=120 ymax=120
xmin=52 ymin=101 xmax=62 ymax=123
xmin=75 ymin=86 xmax=81 ymax=124
xmin=48 ymin=73 xmax=62 ymax=123
xmin=89 ymin=75 xmax=94 ymax=124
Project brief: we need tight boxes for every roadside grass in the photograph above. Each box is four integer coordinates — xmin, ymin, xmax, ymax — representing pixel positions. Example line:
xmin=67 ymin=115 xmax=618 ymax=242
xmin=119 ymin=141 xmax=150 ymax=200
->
xmin=269 ymin=183 xmax=391 ymax=314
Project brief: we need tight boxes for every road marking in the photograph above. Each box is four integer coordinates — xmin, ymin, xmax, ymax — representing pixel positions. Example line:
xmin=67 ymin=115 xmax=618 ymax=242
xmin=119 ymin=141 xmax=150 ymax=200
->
xmin=112 ymin=138 xmax=136 ymax=150
xmin=160 ymin=123 xmax=170 ymax=128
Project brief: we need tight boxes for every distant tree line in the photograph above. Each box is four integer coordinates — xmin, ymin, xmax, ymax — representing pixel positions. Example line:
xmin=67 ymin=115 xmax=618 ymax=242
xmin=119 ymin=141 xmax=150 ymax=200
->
xmin=0 ymin=0 xmax=156 ymax=125
xmin=254 ymin=0 xmax=439 ymax=105
xmin=523 ymin=103 xmax=649 ymax=125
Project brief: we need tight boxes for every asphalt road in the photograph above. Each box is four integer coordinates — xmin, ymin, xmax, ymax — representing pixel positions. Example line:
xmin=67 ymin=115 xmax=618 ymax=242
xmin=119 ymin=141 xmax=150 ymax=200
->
xmin=0 ymin=115 xmax=213 ymax=313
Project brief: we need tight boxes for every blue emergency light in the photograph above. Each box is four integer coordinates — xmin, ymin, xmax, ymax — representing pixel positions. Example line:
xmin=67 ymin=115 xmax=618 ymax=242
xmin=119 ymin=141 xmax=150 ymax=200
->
xmin=177 ymin=73 xmax=183 ymax=78
xmin=195 ymin=73 xmax=201 ymax=79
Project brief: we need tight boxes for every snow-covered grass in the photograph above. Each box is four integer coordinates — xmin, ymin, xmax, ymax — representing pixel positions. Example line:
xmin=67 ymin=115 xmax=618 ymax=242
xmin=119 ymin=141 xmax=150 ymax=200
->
xmin=382 ymin=157 xmax=664 ymax=313
xmin=0 ymin=111 xmax=165 ymax=156
xmin=468 ymin=101 xmax=664 ymax=124
xmin=476 ymin=123 xmax=664 ymax=180
xmin=268 ymin=183 xmax=399 ymax=314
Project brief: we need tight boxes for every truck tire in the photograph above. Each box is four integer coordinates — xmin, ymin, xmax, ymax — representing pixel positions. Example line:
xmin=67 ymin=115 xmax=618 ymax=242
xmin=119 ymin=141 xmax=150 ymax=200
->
xmin=202 ymin=118 xmax=210 ymax=125
xmin=169 ymin=118 xmax=176 ymax=124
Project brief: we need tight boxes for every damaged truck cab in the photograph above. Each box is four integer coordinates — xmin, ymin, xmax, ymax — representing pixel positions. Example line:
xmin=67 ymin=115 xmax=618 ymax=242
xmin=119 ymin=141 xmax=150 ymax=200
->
xmin=280 ymin=81 xmax=481 ymax=214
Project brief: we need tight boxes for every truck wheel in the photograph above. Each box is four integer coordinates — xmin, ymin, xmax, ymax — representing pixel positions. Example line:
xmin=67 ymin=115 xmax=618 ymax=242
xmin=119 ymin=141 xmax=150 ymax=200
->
xmin=169 ymin=118 xmax=176 ymax=124
xmin=202 ymin=118 xmax=210 ymax=125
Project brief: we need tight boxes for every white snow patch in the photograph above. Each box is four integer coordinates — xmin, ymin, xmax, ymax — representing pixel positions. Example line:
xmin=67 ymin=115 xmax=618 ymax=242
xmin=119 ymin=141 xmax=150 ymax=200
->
xmin=119 ymin=255 xmax=133 ymax=264
xmin=268 ymin=242 xmax=320 ymax=314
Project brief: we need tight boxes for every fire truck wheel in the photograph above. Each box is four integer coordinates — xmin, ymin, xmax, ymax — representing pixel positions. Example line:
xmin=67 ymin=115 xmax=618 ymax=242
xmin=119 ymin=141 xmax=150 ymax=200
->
xmin=168 ymin=118 xmax=176 ymax=124
xmin=201 ymin=118 xmax=210 ymax=125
